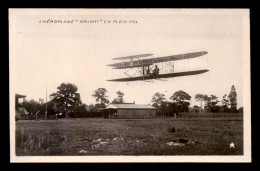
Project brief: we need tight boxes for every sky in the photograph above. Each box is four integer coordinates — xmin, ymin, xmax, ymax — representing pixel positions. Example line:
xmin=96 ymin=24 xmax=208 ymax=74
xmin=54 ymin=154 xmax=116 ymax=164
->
xmin=10 ymin=9 xmax=247 ymax=108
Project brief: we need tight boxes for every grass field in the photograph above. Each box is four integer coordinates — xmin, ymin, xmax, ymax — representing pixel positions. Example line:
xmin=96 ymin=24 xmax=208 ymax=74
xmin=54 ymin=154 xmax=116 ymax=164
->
xmin=16 ymin=117 xmax=243 ymax=156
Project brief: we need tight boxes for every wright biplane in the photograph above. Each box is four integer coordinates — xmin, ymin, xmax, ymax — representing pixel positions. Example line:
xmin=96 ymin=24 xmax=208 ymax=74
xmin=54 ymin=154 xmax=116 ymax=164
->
xmin=106 ymin=51 xmax=209 ymax=82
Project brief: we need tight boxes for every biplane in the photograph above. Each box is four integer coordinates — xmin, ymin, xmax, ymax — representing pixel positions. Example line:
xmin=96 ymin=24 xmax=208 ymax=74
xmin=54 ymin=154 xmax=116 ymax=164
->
xmin=106 ymin=51 xmax=209 ymax=82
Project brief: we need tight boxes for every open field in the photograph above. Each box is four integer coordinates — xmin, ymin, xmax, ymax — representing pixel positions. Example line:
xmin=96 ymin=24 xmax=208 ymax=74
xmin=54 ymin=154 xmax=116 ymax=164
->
xmin=16 ymin=117 xmax=243 ymax=156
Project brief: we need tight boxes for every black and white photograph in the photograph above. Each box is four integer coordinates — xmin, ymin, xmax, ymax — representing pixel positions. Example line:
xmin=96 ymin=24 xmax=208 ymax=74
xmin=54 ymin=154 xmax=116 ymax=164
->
xmin=9 ymin=8 xmax=251 ymax=162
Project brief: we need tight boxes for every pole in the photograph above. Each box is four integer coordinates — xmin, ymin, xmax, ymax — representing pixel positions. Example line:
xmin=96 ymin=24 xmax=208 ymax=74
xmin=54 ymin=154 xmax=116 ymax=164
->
xmin=45 ymin=83 xmax=47 ymax=119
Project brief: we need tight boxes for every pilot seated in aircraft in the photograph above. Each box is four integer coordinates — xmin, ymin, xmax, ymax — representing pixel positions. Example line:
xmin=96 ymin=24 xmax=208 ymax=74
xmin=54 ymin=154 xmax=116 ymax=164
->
xmin=152 ymin=65 xmax=159 ymax=78
xmin=146 ymin=68 xmax=151 ymax=76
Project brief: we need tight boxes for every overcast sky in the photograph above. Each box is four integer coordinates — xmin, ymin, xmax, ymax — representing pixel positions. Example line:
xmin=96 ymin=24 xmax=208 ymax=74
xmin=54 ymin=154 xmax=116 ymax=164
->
xmin=10 ymin=9 xmax=247 ymax=108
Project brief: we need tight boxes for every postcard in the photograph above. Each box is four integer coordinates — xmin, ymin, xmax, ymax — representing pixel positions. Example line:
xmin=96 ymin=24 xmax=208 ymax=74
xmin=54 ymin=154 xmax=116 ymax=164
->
xmin=9 ymin=8 xmax=251 ymax=163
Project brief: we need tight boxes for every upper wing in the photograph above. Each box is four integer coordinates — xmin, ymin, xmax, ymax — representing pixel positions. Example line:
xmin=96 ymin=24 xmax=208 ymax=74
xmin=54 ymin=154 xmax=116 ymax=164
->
xmin=112 ymin=54 xmax=153 ymax=60
xmin=145 ymin=51 xmax=208 ymax=63
xmin=107 ymin=60 xmax=154 ymax=69
xmin=113 ymin=63 xmax=153 ymax=69
xmin=107 ymin=51 xmax=208 ymax=69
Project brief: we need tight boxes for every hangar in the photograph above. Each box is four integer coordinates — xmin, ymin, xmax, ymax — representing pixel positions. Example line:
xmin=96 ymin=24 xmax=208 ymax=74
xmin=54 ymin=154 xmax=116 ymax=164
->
xmin=104 ymin=103 xmax=156 ymax=119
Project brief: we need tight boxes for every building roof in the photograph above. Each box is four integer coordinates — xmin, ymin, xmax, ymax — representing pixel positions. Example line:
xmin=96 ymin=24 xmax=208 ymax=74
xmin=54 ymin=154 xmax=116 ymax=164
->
xmin=15 ymin=93 xmax=26 ymax=98
xmin=106 ymin=103 xmax=156 ymax=110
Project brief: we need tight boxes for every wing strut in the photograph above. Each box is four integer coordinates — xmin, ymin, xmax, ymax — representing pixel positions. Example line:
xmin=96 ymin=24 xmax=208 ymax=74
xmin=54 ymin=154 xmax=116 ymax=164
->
xmin=124 ymin=69 xmax=133 ymax=78
xmin=142 ymin=66 xmax=145 ymax=80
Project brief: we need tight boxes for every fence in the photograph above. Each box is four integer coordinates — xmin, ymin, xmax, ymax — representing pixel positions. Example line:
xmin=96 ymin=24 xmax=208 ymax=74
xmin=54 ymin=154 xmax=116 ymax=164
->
xmin=156 ymin=112 xmax=243 ymax=118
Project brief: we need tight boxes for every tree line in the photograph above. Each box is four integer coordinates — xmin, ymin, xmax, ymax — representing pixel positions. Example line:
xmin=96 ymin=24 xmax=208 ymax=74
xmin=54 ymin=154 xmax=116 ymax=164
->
xmin=22 ymin=83 xmax=121 ymax=118
xmin=194 ymin=85 xmax=239 ymax=113
xmin=151 ymin=90 xmax=191 ymax=117
xmin=152 ymin=85 xmax=241 ymax=117
xmin=22 ymin=83 xmax=241 ymax=119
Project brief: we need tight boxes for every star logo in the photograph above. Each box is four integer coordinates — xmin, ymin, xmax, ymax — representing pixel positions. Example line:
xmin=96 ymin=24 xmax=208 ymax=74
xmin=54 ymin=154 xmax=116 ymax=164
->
xmin=230 ymin=142 xmax=235 ymax=148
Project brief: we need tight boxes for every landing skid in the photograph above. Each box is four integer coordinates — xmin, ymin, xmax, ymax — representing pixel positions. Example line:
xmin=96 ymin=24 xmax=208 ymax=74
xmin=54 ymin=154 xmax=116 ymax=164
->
xmin=144 ymin=79 xmax=153 ymax=82
xmin=155 ymin=78 xmax=167 ymax=81
xmin=144 ymin=78 xmax=167 ymax=82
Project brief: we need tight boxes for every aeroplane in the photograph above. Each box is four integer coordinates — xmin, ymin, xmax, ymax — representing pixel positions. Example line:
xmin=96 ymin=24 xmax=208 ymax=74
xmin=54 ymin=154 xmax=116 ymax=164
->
xmin=106 ymin=51 xmax=209 ymax=82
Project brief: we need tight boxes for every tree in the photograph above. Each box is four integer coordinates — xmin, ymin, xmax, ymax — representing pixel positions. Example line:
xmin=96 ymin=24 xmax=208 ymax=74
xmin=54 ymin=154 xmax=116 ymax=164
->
xmin=228 ymin=85 xmax=238 ymax=112
xmin=87 ymin=104 xmax=96 ymax=111
xmin=238 ymin=107 xmax=243 ymax=113
xmin=23 ymin=99 xmax=47 ymax=119
xmin=195 ymin=93 xmax=204 ymax=109
xmin=72 ymin=101 xmax=87 ymax=118
xmin=50 ymin=83 xmax=82 ymax=118
xmin=39 ymin=98 xmax=44 ymax=105
xmin=151 ymin=92 xmax=166 ymax=107
xmin=221 ymin=94 xmax=230 ymax=113
xmin=203 ymin=95 xmax=211 ymax=111
xmin=209 ymin=95 xmax=220 ymax=113
xmin=112 ymin=91 xmax=124 ymax=104
xmin=92 ymin=88 xmax=109 ymax=108
xmin=210 ymin=95 xmax=219 ymax=104
xmin=167 ymin=102 xmax=179 ymax=116
xmin=45 ymin=100 xmax=58 ymax=116
xmin=157 ymin=101 xmax=168 ymax=116
xmin=23 ymin=99 xmax=42 ymax=114
xmin=193 ymin=105 xmax=200 ymax=113
xmin=170 ymin=90 xmax=191 ymax=112
xmin=204 ymin=95 xmax=220 ymax=113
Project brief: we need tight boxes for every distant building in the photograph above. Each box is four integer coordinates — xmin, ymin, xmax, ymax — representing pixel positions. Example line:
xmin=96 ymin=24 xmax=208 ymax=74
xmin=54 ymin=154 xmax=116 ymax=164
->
xmin=104 ymin=103 xmax=156 ymax=119
xmin=15 ymin=93 xmax=28 ymax=120
xmin=15 ymin=94 xmax=26 ymax=108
